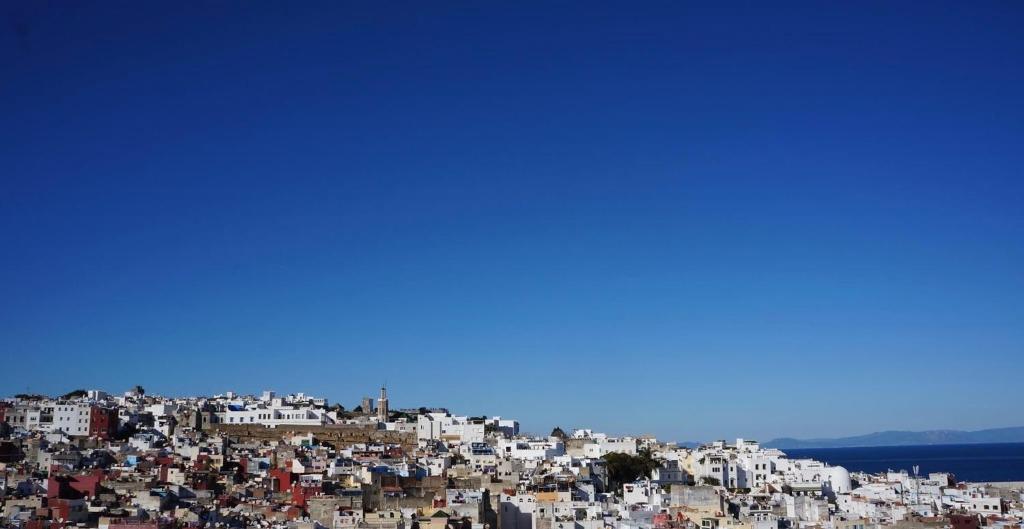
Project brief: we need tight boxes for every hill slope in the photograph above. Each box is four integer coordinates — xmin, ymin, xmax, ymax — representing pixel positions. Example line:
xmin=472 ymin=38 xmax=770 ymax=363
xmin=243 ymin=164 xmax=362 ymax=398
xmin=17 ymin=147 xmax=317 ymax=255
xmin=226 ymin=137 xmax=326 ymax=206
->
xmin=764 ymin=426 xmax=1024 ymax=449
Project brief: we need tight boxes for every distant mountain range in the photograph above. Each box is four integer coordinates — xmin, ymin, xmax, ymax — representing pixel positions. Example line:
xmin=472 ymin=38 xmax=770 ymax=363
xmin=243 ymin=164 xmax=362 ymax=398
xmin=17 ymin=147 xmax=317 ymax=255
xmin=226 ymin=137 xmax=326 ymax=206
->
xmin=763 ymin=426 xmax=1024 ymax=449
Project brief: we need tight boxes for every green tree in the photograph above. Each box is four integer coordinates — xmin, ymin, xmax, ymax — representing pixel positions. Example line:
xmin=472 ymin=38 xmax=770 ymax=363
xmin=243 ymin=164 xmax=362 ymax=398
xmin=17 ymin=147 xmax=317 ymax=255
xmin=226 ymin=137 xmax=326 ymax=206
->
xmin=328 ymin=404 xmax=352 ymax=419
xmin=14 ymin=393 xmax=45 ymax=400
xmin=390 ymin=410 xmax=414 ymax=421
xmin=602 ymin=449 xmax=659 ymax=492
xmin=61 ymin=389 xmax=88 ymax=400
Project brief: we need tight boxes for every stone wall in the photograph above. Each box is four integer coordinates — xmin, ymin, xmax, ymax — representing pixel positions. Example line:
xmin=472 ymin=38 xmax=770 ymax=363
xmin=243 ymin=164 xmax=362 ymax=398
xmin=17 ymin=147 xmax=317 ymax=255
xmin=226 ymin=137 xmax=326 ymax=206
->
xmin=211 ymin=424 xmax=416 ymax=450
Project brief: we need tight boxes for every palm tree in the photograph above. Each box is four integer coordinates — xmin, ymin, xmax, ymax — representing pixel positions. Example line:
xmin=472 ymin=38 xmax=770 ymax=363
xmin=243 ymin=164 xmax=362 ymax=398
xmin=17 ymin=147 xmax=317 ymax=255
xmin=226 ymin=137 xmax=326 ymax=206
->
xmin=133 ymin=385 xmax=145 ymax=396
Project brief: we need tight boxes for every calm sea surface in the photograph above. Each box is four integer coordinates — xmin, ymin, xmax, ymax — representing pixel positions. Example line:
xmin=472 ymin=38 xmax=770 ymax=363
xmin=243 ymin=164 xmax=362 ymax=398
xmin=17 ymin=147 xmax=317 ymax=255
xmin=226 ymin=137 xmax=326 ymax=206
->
xmin=784 ymin=443 xmax=1024 ymax=483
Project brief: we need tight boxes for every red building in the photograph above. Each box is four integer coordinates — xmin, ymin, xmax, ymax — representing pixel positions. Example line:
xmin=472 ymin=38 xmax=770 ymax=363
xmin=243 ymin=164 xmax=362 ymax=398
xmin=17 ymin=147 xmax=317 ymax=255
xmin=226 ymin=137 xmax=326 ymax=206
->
xmin=48 ymin=498 xmax=88 ymax=523
xmin=290 ymin=482 xmax=322 ymax=508
xmin=951 ymin=514 xmax=981 ymax=529
xmin=89 ymin=406 xmax=118 ymax=440
xmin=269 ymin=468 xmax=293 ymax=492
xmin=47 ymin=470 xmax=105 ymax=499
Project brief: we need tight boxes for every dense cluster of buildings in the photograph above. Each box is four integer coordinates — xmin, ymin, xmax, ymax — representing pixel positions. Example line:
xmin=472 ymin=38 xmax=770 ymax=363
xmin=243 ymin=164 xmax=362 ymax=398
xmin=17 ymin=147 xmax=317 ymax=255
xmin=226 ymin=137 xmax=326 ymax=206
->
xmin=1 ymin=388 xmax=1020 ymax=529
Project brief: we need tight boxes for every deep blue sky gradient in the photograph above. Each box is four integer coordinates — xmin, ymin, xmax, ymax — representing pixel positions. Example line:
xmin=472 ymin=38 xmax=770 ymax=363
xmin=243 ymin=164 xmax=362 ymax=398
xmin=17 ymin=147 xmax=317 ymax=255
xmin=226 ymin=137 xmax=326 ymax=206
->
xmin=2 ymin=1 xmax=1022 ymax=441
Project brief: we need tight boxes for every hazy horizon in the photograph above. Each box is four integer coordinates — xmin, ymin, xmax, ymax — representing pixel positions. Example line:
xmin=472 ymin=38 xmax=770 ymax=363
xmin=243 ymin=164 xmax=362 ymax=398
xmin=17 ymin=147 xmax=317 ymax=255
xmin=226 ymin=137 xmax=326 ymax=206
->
xmin=3 ymin=384 xmax=1021 ymax=444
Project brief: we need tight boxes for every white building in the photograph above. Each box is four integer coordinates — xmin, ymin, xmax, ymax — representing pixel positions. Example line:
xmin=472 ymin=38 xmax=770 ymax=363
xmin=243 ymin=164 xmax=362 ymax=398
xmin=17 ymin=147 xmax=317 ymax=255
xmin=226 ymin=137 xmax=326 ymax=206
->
xmin=417 ymin=412 xmax=485 ymax=445
xmin=489 ymin=416 xmax=520 ymax=438
xmin=50 ymin=403 xmax=90 ymax=436
xmin=218 ymin=404 xmax=335 ymax=428
xmin=498 ymin=438 xmax=566 ymax=462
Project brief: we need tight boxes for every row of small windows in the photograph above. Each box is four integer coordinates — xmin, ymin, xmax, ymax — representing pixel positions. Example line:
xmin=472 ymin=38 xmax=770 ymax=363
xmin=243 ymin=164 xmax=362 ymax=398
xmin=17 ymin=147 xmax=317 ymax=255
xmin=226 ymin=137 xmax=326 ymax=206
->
xmin=226 ymin=412 xmax=306 ymax=422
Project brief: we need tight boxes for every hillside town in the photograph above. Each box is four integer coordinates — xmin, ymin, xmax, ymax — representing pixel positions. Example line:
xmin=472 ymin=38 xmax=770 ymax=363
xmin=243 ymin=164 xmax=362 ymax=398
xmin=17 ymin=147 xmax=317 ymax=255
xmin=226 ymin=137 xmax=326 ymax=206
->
xmin=1 ymin=388 xmax=1020 ymax=529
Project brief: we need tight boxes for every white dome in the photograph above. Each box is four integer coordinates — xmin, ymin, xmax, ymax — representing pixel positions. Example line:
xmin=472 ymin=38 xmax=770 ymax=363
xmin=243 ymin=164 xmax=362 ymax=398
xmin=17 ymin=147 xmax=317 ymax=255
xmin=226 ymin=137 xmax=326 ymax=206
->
xmin=825 ymin=466 xmax=851 ymax=493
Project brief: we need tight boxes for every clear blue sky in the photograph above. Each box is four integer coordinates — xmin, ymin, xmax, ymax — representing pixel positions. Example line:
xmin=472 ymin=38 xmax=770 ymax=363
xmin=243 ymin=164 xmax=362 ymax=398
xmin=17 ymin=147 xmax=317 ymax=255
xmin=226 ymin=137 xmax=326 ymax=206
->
xmin=2 ymin=1 xmax=1022 ymax=442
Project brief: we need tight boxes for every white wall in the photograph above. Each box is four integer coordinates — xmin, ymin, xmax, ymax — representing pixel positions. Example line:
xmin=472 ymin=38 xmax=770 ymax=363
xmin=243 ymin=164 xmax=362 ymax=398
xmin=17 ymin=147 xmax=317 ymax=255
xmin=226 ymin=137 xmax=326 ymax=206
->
xmin=51 ymin=403 xmax=90 ymax=436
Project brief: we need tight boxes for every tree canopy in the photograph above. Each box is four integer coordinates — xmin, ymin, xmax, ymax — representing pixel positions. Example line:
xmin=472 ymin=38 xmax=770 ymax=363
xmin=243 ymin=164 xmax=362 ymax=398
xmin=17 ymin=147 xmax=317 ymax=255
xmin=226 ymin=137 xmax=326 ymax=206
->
xmin=602 ymin=449 xmax=659 ymax=491
xmin=14 ymin=393 xmax=45 ymax=400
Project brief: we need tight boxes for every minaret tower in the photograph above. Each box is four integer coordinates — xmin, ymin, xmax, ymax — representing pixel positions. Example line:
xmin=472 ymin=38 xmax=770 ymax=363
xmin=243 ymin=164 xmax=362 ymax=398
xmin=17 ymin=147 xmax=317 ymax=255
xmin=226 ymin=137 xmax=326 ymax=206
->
xmin=377 ymin=385 xmax=389 ymax=423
